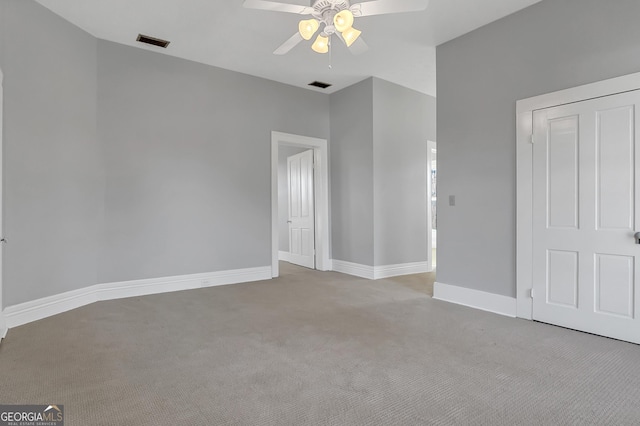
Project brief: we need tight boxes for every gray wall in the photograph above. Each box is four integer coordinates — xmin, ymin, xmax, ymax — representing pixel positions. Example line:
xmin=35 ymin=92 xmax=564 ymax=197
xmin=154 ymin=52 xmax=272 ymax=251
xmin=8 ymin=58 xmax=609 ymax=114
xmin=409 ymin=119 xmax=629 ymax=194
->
xmin=373 ymin=78 xmax=436 ymax=266
xmin=0 ymin=0 xmax=436 ymax=308
xmin=329 ymin=78 xmax=375 ymax=266
xmin=330 ymin=77 xmax=436 ymax=267
xmin=97 ymin=41 xmax=330 ymax=283
xmin=0 ymin=0 xmax=330 ymax=307
xmin=437 ymin=0 xmax=640 ymax=297
xmin=278 ymin=146 xmax=309 ymax=252
xmin=0 ymin=0 xmax=101 ymax=306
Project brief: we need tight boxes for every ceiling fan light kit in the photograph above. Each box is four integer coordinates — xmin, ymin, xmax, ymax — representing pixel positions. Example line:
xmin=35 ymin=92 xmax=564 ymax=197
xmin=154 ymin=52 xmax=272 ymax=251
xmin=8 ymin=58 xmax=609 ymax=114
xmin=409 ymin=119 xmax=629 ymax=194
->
xmin=333 ymin=9 xmax=354 ymax=32
xmin=299 ymin=18 xmax=320 ymax=40
xmin=312 ymin=34 xmax=329 ymax=53
xmin=341 ymin=26 xmax=361 ymax=47
xmin=294 ymin=2 xmax=360 ymax=55
xmin=243 ymin=0 xmax=429 ymax=56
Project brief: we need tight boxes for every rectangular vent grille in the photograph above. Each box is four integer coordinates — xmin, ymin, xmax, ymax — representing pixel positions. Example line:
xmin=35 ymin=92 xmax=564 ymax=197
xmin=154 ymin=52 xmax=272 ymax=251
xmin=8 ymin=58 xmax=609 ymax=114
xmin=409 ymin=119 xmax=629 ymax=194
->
xmin=136 ymin=34 xmax=170 ymax=48
xmin=308 ymin=81 xmax=332 ymax=89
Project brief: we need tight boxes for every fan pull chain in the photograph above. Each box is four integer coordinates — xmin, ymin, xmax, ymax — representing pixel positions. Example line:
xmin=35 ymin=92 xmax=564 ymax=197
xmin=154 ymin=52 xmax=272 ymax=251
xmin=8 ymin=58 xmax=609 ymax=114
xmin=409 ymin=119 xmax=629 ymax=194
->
xmin=328 ymin=37 xmax=332 ymax=69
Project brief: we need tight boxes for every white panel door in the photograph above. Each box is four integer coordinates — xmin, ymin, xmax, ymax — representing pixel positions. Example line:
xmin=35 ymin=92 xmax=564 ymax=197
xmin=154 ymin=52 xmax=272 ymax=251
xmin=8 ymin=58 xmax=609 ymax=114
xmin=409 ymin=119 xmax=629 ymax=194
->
xmin=287 ymin=150 xmax=315 ymax=269
xmin=532 ymin=90 xmax=640 ymax=343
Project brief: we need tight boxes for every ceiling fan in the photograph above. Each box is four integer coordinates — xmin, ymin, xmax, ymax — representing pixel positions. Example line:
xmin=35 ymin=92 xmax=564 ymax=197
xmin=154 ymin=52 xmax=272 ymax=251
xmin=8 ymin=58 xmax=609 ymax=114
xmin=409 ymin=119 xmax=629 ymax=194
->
xmin=243 ymin=0 xmax=429 ymax=55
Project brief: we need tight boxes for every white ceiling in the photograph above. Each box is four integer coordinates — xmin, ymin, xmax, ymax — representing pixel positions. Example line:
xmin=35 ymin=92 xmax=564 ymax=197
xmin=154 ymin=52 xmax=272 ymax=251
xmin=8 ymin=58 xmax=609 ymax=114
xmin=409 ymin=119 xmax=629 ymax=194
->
xmin=35 ymin=0 xmax=542 ymax=96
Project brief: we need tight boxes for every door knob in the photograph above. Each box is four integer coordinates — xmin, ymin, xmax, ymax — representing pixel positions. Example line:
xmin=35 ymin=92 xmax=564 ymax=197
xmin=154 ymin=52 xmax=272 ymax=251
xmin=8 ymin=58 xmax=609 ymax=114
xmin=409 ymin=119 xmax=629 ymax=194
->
xmin=634 ymin=232 xmax=640 ymax=244
xmin=287 ymin=220 xmax=292 ymax=224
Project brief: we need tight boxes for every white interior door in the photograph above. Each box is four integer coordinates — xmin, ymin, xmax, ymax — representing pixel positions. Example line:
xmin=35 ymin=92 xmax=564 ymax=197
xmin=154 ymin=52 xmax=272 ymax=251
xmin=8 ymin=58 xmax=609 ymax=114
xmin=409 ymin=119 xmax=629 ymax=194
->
xmin=532 ymin=90 xmax=640 ymax=344
xmin=287 ymin=150 xmax=315 ymax=269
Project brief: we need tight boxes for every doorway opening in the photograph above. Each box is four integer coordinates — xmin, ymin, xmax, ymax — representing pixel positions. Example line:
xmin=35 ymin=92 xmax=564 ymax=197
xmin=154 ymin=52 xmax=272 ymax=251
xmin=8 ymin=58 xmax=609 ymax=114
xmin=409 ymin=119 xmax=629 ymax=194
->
xmin=271 ymin=131 xmax=330 ymax=278
xmin=427 ymin=141 xmax=437 ymax=272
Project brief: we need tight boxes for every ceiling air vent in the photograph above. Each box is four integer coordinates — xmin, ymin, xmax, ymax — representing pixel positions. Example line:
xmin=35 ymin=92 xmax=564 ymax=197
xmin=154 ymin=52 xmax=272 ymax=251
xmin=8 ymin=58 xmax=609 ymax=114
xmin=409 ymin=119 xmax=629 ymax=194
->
xmin=308 ymin=81 xmax=332 ymax=89
xmin=136 ymin=34 xmax=170 ymax=48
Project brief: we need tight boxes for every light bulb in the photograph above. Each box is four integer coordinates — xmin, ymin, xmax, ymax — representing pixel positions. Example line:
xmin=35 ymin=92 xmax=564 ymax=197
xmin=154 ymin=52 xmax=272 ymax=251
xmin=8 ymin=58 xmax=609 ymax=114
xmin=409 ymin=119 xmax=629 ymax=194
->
xmin=333 ymin=9 xmax=354 ymax=33
xmin=311 ymin=34 xmax=329 ymax=54
xmin=298 ymin=19 xmax=320 ymax=41
xmin=342 ymin=26 xmax=361 ymax=47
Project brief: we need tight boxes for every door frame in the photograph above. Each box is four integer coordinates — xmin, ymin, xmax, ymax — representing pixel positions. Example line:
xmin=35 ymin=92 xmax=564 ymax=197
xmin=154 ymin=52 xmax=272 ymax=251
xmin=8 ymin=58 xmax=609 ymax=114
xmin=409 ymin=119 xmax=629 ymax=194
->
xmin=271 ymin=131 xmax=330 ymax=278
xmin=0 ymin=67 xmax=6 ymax=340
xmin=426 ymin=140 xmax=436 ymax=272
xmin=516 ymin=71 xmax=640 ymax=320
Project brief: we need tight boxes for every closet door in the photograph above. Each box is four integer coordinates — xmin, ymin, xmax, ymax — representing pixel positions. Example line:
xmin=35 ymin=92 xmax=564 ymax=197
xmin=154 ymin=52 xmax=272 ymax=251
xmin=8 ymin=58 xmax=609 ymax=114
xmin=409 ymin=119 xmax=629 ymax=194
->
xmin=532 ymin=90 xmax=640 ymax=343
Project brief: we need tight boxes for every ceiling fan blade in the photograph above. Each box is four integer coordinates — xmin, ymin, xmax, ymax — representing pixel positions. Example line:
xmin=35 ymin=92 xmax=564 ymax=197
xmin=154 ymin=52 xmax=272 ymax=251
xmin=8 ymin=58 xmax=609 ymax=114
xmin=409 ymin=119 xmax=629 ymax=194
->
xmin=350 ymin=0 xmax=429 ymax=17
xmin=243 ymin=0 xmax=314 ymax=14
xmin=274 ymin=32 xmax=304 ymax=55
xmin=335 ymin=33 xmax=369 ymax=55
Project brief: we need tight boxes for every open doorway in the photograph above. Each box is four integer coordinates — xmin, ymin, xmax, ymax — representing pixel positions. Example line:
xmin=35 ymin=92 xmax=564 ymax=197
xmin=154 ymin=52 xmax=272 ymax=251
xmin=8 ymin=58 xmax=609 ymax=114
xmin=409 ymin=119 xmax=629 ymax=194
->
xmin=270 ymin=131 xmax=330 ymax=278
xmin=427 ymin=140 xmax=437 ymax=272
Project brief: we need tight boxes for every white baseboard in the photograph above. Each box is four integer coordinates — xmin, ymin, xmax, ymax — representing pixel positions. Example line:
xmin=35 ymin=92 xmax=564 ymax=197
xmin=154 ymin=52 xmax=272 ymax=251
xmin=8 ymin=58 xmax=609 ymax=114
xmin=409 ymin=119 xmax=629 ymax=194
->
xmin=4 ymin=266 xmax=272 ymax=329
xmin=4 ymin=286 xmax=99 ymax=329
xmin=433 ymin=282 xmax=517 ymax=318
xmin=278 ymin=251 xmax=293 ymax=263
xmin=331 ymin=260 xmax=430 ymax=280
xmin=374 ymin=261 xmax=431 ymax=279
xmin=331 ymin=260 xmax=375 ymax=279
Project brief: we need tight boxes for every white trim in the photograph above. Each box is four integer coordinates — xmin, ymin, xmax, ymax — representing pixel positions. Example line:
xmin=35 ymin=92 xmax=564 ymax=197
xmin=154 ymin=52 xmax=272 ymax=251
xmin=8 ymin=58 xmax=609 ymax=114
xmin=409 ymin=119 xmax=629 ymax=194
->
xmin=278 ymin=251 xmax=293 ymax=262
xmin=271 ymin=131 xmax=330 ymax=278
xmin=4 ymin=286 xmax=98 ymax=328
xmin=0 ymin=317 xmax=6 ymax=340
xmin=332 ymin=260 xmax=374 ymax=280
xmin=516 ymin=71 xmax=640 ymax=320
xmin=426 ymin=140 xmax=436 ymax=272
xmin=433 ymin=282 xmax=517 ymax=318
xmin=332 ymin=260 xmax=431 ymax=280
xmin=0 ymin=67 xmax=5 ymax=342
xmin=517 ymin=72 xmax=640 ymax=113
xmin=3 ymin=266 xmax=271 ymax=329
xmin=373 ymin=261 xmax=431 ymax=279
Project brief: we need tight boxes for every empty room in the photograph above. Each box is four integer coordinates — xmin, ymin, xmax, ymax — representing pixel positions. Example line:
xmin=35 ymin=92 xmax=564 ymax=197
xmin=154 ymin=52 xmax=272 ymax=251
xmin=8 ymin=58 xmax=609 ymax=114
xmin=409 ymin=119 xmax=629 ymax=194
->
xmin=1 ymin=0 xmax=640 ymax=424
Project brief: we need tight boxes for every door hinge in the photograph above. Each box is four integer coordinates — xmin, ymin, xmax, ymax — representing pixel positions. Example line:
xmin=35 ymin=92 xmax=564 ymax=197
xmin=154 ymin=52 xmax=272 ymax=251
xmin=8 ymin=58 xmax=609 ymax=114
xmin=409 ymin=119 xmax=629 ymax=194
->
xmin=529 ymin=288 xmax=534 ymax=299
xmin=529 ymin=134 xmax=535 ymax=144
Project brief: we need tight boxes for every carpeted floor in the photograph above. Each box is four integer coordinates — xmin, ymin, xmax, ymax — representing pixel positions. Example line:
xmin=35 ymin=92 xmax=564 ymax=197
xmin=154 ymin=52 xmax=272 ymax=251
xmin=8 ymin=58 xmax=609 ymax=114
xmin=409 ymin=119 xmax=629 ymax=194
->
xmin=1 ymin=262 xmax=639 ymax=425
xmin=387 ymin=269 xmax=435 ymax=296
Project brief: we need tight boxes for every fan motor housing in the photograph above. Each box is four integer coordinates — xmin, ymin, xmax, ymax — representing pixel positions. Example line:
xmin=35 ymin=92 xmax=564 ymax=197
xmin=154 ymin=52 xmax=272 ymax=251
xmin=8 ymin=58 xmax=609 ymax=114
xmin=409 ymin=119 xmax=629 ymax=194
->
xmin=311 ymin=0 xmax=351 ymax=22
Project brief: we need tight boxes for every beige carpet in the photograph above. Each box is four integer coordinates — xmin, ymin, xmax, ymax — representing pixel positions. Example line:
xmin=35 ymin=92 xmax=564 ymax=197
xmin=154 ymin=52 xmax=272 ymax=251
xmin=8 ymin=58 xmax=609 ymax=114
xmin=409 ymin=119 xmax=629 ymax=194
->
xmin=1 ymin=262 xmax=639 ymax=425
xmin=387 ymin=270 xmax=435 ymax=296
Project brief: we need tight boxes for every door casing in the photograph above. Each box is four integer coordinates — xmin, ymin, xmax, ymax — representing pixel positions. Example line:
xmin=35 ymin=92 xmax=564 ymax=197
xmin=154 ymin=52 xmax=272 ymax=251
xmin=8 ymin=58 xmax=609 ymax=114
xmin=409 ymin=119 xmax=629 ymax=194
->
xmin=516 ymin=71 xmax=640 ymax=320
xmin=427 ymin=140 xmax=436 ymax=272
xmin=0 ymin=67 xmax=6 ymax=340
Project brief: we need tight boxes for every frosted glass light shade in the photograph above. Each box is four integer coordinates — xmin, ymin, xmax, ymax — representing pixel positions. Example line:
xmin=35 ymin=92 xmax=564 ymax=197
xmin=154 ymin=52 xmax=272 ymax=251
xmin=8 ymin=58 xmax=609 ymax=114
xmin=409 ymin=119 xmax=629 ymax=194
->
xmin=311 ymin=34 xmax=329 ymax=53
xmin=342 ymin=26 xmax=361 ymax=47
xmin=333 ymin=9 xmax=354 ymax=33
xmin=298 ymin=19 xmax=320 ymax=40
